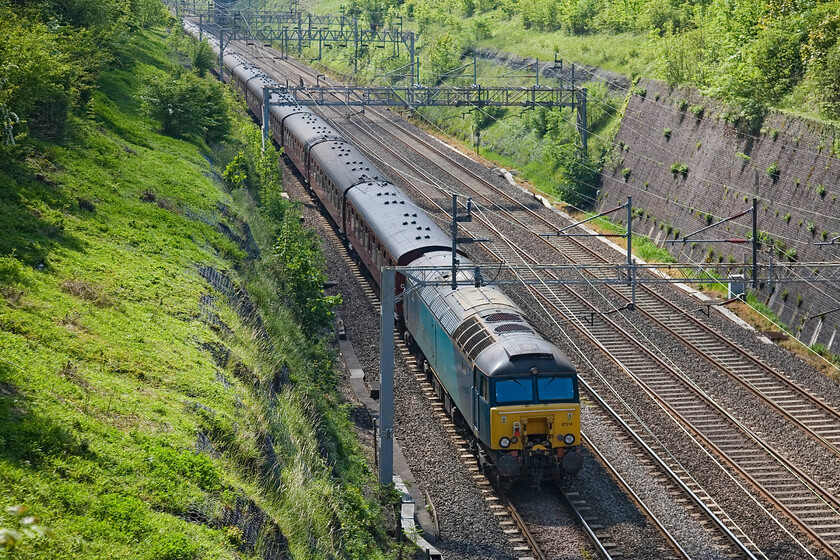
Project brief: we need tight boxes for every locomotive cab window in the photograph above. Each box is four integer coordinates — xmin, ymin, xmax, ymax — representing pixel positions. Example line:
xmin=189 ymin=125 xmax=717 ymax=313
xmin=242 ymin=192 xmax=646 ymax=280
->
xmin=537 ymin=376 xmax=576 ymax=402
xmin=494 ymin=378 xmax=533 ymax=404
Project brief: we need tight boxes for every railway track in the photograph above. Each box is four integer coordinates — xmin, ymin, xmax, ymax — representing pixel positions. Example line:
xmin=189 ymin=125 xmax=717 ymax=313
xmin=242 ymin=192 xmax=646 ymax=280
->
xmin=213 ymin=35 xmax=840 ymax=558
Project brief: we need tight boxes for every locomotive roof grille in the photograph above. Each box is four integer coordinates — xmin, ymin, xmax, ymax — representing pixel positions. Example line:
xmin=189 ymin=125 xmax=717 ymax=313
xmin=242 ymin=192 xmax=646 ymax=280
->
xmin=423 ymin=286 xmax=459 ymax=332
xmin=453 ymin=316 xmax=497 ymax=362
xmin=494 ymin=324 xmax=532 ymax=334
xmin=485 ymin=312 xmax=522 ymax=322
xmin=509 ymin=353 xmax=555 ymax=361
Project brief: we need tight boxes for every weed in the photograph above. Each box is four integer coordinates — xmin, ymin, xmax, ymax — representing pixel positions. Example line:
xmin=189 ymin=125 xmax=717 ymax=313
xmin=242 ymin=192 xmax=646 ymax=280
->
xmin=670 ymin=162 xmax=688 ymax=177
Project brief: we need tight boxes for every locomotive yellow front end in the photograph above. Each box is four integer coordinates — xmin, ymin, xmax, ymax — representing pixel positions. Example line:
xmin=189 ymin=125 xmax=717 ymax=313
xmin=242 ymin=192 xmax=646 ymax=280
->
xmin=490 ymin=403 xmax=582 ymax=483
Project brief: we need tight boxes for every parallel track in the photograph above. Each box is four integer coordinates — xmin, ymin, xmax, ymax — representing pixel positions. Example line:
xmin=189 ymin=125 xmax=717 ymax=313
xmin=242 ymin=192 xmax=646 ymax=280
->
xmin=220 ymin=37 xmax=840 ymax=558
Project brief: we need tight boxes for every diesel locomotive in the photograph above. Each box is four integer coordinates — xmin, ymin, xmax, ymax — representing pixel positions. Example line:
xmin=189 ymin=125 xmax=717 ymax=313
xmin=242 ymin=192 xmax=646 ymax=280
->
xmin=186 ymin=23 xmax=582 ymax=482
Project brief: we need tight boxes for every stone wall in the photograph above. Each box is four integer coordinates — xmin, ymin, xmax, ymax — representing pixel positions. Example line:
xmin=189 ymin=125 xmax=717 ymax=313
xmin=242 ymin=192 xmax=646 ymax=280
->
xmin=600 ymin=78 xmax=840 ymax=353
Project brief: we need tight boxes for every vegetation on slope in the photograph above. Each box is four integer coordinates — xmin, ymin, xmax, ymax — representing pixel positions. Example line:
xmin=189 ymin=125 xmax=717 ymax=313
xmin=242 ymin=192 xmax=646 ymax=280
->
xmin=1 ymin=3 xmax=394 ymax=558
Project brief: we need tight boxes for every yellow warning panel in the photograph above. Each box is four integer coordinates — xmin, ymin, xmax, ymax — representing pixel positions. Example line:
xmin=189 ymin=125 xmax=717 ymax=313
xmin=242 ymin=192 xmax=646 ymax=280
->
xmin=489 ymin=403 xmax=580 ymax=450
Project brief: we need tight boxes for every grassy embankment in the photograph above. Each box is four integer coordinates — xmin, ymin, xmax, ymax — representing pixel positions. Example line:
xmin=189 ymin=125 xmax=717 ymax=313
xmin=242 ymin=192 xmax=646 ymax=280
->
xmin=0 ymin=25 xmax=392 ymax=559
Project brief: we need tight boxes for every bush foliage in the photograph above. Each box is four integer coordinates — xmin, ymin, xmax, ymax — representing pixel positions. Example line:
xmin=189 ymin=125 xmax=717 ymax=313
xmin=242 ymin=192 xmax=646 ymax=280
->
xmin=0 ymin=0 xmax=170 ymax=145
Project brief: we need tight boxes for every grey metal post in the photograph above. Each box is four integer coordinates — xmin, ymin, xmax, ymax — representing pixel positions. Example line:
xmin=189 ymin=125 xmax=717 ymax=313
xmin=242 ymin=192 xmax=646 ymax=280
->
xmin=535 ymin=58 xmax=539 ymax=88
xmin=473 ymin=57 xmax=477 ymax=86
xmin=262 ymin=87 xmax=271 ymax=150
xmin=577 ymin=87 xmax=588 ymax=156
xmin=218 ymin=28 xmax=224 ymax=83
xmin=451 ymin=194 xmax=458 ymax=290
xmin=626 ymin=196 xmax=635 ymax=308
xmin=199 ymin=14 xmax=203 ymax=41
xmin=409 ymin=33 xmax=415 ymax=86
xmin=752 ymin=197 xmax=758 ymax=288
xmin=379 ymin=268 xmax=395 ymax=485
xmin=297 ymin=11 xmax=302 ymax=52
xmin=353 ymin=17 xmax=358 ymax=73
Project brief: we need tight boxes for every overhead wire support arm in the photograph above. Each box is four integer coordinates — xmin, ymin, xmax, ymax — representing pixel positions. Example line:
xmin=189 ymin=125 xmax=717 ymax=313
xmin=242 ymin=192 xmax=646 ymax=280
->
xmin=541 ymin=201 xmax=628 ymax=238
xmin=543 ymin=197 xmax=636 ymax=308
xmin=450 ymin=194 xmax=490 ymax=289
xmin=665 ymin=198 xmax=758 ymax=288
xmin=815 ymin=234 xmax=840 ymax=246
xmin=666 ymin=204 xmax=754 ymax=244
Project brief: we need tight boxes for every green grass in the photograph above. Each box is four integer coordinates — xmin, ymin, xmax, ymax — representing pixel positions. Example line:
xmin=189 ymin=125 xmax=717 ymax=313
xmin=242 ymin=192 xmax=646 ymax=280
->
xmin=0 ymin=26 xmax=391 ymax=559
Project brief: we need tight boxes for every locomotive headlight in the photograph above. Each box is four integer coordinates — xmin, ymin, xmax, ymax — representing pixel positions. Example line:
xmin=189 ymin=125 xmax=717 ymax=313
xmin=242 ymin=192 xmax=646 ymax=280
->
xmin=564 ymin=434 xmax=576 ymax=445
xmin=510 ymin=437 xmax=518 ymax=444
xmin=499 ymin=437 xmax=511 ymax=448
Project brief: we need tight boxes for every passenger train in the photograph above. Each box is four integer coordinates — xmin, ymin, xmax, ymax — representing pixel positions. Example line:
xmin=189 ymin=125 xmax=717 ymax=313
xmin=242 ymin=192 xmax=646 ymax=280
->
xmin=185 ymin=22 xmax=582 ymax=482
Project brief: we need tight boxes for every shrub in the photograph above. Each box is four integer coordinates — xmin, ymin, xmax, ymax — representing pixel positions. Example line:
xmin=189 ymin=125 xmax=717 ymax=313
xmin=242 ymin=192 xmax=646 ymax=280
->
xmin=621 ymin=167 xmax=631 ymax=179
xmin=142 ymin=70 xmax=231 ymax=142
xmin=807 ymin=221 xmax=816 ymax=235
xmin=633 ymin=85 xmax=647 ymax=98
xmin=736 ymin=152 xmax=750 ymax=162
xmin=663 ymin=127 xmax=672 ymax=139
xmin=677 ymin=99 xmax=688 ymax=111
xmin=817 ymin=184 xmax=827 ymax=197
xmin=766 ymin=162 xmax=779 ymax=180
xmin=689 ymin=104 xmax=704 ymax=118
xmin=784 ymin=213 xmax=791 ymax=223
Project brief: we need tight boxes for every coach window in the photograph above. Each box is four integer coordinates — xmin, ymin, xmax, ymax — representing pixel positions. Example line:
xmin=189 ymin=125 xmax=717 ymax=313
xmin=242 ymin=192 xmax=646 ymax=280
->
xmin=480 ymin=376 xmax=489 ymax=401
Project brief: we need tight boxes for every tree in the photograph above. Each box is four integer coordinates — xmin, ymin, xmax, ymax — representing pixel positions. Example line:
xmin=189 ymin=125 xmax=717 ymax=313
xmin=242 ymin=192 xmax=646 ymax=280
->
xmin=272 ymin=204 xmax=341 ymax=334
xmin=425 ymin=33 xmax=462 ymax=84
